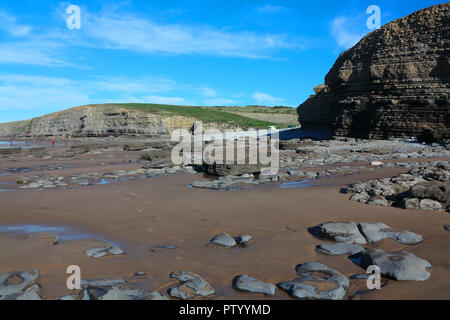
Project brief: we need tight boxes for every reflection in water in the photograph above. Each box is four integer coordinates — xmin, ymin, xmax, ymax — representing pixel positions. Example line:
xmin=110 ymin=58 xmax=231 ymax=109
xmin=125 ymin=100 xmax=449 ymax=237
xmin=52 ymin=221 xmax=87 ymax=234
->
xmin=280 ymin=180 xmax=311 ymax=189
xmin=0 ymin=224 xmax=120 ymax=247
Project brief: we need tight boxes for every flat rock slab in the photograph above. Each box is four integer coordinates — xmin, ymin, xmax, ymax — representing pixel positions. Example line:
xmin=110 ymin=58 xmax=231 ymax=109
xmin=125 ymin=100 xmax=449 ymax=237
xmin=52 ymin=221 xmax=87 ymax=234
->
xmin=84 ymin=246 xmax=125 ymax=259
xmin=358 ymin=222 xmax=423 ymax=245
xmin=209 ymin=233 xmax=237 ymax=247
xmin=354 ymin=249 xmax=432 ymax=281
xmin=80 ymin=278 xmax=144 ymax=300
xmin=316 ymin=243 xmax=365 ymax=256
xmin=309 ymin=222 xmax=366 ymax=244
xmin=0 ymin=269 xmax=39 ymax=300
xmin=278 ymin=262 xmax=349 ymax=300
xmin=232 ymin=275 xmax=276 ymax=296
xmin=169 ymin=271 xmax=215 ymax=300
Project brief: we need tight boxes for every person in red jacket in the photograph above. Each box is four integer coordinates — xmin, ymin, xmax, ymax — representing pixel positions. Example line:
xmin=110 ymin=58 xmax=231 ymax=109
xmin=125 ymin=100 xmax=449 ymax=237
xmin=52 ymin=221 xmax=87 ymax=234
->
xmin=52 ymin=139 xmax=55 ymax=148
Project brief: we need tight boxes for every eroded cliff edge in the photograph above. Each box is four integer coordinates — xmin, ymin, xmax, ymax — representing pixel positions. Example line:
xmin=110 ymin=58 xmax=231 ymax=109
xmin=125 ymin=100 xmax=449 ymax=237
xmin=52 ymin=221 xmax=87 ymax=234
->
xmin=298 ymin=3 xmax=450 ymax=139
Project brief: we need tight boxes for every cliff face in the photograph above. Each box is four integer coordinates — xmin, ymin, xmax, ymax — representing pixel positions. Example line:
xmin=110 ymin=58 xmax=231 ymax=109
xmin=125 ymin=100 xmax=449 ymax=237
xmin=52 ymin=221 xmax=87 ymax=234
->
xmin=0 ymin=105 xmax=245 ymax=138
xmin=298 ymin=3 xmax=450 ymax=139
xmin=27 ymin=106 xmax=196 ymax=137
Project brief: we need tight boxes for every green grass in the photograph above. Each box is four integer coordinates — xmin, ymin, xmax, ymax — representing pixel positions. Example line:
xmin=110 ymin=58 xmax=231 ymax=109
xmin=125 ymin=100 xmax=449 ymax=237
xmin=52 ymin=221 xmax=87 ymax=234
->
xmin=115 ymin=103 xmax=290 ymax=129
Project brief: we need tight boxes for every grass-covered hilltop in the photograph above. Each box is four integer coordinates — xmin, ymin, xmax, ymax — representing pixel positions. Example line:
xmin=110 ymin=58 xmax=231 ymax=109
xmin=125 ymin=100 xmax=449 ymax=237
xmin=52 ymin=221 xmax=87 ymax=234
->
xmin=0 ymin=103 xmax=299 ymax=138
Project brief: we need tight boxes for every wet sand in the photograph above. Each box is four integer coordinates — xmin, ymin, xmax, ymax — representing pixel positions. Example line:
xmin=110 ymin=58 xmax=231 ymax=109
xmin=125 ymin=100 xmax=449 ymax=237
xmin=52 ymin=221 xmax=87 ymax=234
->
xmin=1 ymin=148 xmax=450 ymax=300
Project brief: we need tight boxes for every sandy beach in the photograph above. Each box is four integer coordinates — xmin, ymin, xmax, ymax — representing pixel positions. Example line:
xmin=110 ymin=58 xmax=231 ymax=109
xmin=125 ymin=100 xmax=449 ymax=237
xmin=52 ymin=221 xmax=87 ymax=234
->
xmin=1 ymin=142 xmax=449 ymax=300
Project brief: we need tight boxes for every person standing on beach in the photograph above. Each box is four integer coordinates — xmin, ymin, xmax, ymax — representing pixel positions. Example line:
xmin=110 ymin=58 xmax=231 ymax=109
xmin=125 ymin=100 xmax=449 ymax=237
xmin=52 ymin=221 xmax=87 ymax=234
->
xmin=52 ymin=139 xmax=55 ymax=148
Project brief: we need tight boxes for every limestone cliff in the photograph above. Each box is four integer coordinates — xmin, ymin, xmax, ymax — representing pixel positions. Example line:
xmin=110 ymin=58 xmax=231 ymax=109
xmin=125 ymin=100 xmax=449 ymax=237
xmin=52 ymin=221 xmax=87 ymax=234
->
xmin=0 ymin=105 xmax=236 ymax=138
xmin=298 ymin=3 xmax=450 ymax=139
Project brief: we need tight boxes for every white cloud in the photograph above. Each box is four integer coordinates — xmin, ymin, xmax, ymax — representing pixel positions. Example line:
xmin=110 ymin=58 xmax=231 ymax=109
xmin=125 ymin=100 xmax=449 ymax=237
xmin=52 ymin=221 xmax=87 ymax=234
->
xmin=331 ymin=17 xmax=364 ymax=49
xmin=252 ymin=92 xmax=284 ymax=105
xmin=82 ymin=12 xmax=305 ymax=58
xmin=141 ymin=95 xmax=187 ymax=105
xmin=201 ymin=87 xmax=217 ymax=98
xmin=0 ymin=73 xmax=232 ymax=113
xmin=89 ymin=76 xmax=176 ymax=94
xmin=255 ymin=4 xmax=288 ymax=14
xmin=0 ymin=10 xmax=32 ymax=37
xmin=0 ymin=40 xmax=73 ymax=67
xmin=0 ymin=74 xmax=89 ymax=112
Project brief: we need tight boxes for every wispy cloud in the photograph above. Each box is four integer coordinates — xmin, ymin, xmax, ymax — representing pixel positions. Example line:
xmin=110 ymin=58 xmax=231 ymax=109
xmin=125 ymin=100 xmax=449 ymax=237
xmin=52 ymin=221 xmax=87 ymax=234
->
xmin=0 ymin=6 xmax=311 ymax=68
xmin=141 ymin=95 xmax=187 ymax=105
xmin=252 ymin=92 xmax=284 ymax=105
xmin=331 ymin=17 xmax=364 ymax=49
xmin=0 ymin=10 xmax=32 ymax=37
xmin=0 ymin=74 xmax=89 ymax=112
xmin=81 ymin=11 xmax=306 ymax=58
xmin=0 ymin=40 xmax=75 ymax=67
xmin=254 ymin=4 xmax=289 ymax=14
xmin=200 ymin=87 xmax=217 ymax=98
xmin=0 ymin=73 xmax=241 ymax=113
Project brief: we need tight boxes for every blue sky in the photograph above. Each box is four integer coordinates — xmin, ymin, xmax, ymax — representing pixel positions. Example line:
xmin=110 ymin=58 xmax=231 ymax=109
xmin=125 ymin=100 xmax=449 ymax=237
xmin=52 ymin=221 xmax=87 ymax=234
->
xmin=0 ymin=0 xmax=446 ymax=123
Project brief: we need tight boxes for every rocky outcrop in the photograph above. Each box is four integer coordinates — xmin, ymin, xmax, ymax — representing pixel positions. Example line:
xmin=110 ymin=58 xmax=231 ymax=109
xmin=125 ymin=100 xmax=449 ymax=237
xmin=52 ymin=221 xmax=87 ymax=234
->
xmin=298 ymin=3 xmax=450 ymax=139
xmin=0 ymin=105 xmax=242 ymax=138
xmin=28 ymin=105 xmax=195 ymax=137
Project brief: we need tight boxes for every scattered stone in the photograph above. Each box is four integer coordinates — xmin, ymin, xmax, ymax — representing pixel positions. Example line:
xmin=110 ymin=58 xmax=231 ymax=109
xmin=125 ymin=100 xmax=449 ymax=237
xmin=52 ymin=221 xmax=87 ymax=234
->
xmin=232 ymin=275 xmax=276 ymax=296
xmin=0 ymin=269 xmax=39 ymax=300
xmin=15 ymin=284 xmax=42 ymax=300
xmin=358 ymin=222 xmax=423 ymax=245
xmin=209 ymin=233 xmax=237 ymax=247
xmin=134 ymin=272 xmax=146 ymax=277
xmin=353 ymin=249 xmax=432 ymax=281
xmin=367 ymin=196 xmax=388 ymax=207
xmin=309 ymin=222 xmax=366 ymax=244
xmin=350 ymin=192 xmax=370 ymax=203
xmin=420 ymin=199 xmax=444 ymax=211
xmin=315 ymin=243 xmax=365 ymax=256
xmin=202 ymin=162 xmax=261 ymax=177
xmin=402 ymin=198 xmax=420 ymax=209
xmin=444 ymin=225 xmax=450 ymax=231
xmin=278 ymin=263 xmax=349 ymax=300
xmin=235 ymin=234 xmax=252 ymax=247
xmin=168 ymin=271 xmax=215 ymax=299
xmin=79 ymin=278 xmax=144 ymax=300
xmin=191 ymin=180 xmax=220 ymax=190
xmin=84 ymin=246 xmax=125 ymax=259
xmin=370 ymin=161 xmax=384 ymax=166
